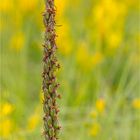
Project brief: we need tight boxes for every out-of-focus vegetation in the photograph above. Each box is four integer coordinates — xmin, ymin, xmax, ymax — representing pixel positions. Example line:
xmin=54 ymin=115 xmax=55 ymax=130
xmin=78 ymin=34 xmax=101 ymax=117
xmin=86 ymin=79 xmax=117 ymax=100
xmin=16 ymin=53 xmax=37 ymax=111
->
xmin=0 ymin=0 xmax=140 ymax=140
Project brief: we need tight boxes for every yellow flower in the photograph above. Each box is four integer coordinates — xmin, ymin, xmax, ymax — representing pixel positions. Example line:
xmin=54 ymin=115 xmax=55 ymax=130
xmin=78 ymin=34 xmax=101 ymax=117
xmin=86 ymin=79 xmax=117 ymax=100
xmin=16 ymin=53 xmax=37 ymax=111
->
xmin=96 ymin=98 xmax=106 ymax=113
xmin=76 ymin=45 xmax=103 ymax=71
xmin=0 ymin=0 xmax=13 ymax=12
xmin=28 ymin=114 xmax=39 ymax=130
xmin=55 ymin=0 xmax=70 ymax=55
xmin=10 ymin=32 xmax=25 ymax=51
xmin=58 ymin=39 xmax=72 ymax=55
xmin=76 ymin=43 xmax=93 ymax=71
xmin=103 ymin=0 xmax=127 ymax=18
xmin=18 ymin=0 xmax=38 ymax=12
xmin=108 ymin=32 xmax=122 ymax=49
xmin=27 ymin=107 xmax=40 ymax=131
xmin=57 ymin=21 xmax=72 ymax=56
xmin=93 ymin=0 xmax=127 ymax=43
xmin=93 ymin=2 xmax=104 ymax=22
xmin=125 ymin=0 xmax=138 ymax=9
xmin=91 ymin=52 xmax=103 ymax=66
xmin=77 ymin=44 xmax=89 ymax=65
xmin=89 ymin=123 xmax=101 ymax=137
xmin=55 ymin=0 xmax=66 ymax=16
xmin=132 ymin=99 xmax=140 ymax=109
xmin=0 ymin=103 xmax=14 ymax=116
xmin=0 ymin=119 xmax=13 ymax=138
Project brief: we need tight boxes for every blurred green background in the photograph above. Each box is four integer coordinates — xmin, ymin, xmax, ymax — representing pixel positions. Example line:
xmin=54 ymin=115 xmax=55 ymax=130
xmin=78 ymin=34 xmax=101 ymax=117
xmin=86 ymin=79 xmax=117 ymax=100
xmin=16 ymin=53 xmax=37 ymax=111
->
xmin=0 ymin=0 xmax=140 ymax=140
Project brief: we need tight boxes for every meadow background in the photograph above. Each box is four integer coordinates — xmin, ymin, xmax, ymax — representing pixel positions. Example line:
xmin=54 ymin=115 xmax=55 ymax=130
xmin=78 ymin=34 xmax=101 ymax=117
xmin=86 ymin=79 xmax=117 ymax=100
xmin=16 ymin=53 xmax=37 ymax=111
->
xmin=0 ymin=0 xmax=140 ymax=140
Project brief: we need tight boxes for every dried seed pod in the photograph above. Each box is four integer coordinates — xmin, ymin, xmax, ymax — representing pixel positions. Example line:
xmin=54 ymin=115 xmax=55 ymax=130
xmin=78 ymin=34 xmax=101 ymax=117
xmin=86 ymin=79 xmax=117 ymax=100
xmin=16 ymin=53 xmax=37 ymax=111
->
xmin=48 ymin=98 xmax=53 ymax=106
xmin=57 ymin=94 xmax=61 ymax=99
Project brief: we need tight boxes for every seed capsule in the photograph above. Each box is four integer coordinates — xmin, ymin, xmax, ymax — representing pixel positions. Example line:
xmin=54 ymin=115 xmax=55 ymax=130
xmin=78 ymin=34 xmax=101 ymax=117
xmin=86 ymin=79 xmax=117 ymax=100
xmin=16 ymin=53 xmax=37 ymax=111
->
xmin=47 ymin=116 xmax=52 ymax=126
xmin=44 ymin=134 xmax=49 ymax=140
xmin=51 ymin=137 xmax=56 ymax=140
xmin=50 ymin=108 xmax=55 ymax=117
xmin=48 ymin=98 xmax=53 ymax=106
xmin=43 ymin=104 xmax=49 ymax=114
xmin=53 ymin=118 xmax=59 ymax=129
xmin=49 ymin=127 xmax=55 ymax=137
xmin=44 ymin=121 xmax=49 ymax=131
xmin=54 ymin=129 xmax=59 ymax=138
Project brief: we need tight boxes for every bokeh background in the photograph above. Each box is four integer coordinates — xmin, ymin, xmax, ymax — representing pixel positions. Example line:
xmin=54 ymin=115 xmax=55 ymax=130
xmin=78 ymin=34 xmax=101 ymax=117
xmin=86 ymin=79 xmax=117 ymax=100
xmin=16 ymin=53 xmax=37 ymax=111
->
xmin=0 ymin=0 xmax=140 ymax=140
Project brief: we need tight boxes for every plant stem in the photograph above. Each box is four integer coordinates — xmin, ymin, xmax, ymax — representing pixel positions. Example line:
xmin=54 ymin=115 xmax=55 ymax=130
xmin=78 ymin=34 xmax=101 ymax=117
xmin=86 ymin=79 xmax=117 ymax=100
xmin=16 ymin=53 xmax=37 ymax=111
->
xmin=42 ymin=0 xmax=61 ymax=140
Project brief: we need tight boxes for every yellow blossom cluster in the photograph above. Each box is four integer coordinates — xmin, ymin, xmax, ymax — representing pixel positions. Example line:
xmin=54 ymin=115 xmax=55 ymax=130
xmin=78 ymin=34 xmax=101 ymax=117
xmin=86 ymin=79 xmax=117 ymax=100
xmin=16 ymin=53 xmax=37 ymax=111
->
xmin=89 ymin=98 xmax=106 ymax=137
xmin=0 ymin=102 xmax=14 ymax=138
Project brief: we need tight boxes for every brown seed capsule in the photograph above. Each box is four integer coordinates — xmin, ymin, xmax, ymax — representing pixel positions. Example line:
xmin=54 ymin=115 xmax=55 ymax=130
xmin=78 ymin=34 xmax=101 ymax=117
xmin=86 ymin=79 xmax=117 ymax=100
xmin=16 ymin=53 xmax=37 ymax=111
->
xmin=57 ymin=94 xmax=61 ymax=99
